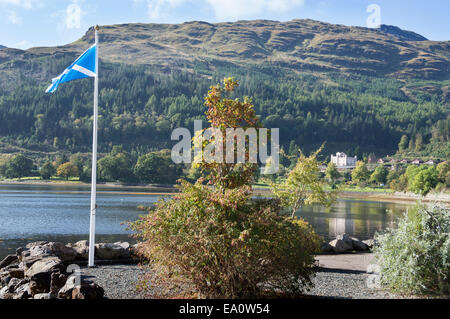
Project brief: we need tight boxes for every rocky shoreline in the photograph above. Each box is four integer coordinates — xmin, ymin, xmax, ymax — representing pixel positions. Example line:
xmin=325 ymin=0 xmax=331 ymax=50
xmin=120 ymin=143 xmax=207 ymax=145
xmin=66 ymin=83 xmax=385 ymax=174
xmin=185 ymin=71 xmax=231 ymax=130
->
xmin=1 ymin=234 xmax=380 ymax=300
xmin=0 ymin=240 xmax=138 ymax=299
xmin=320 ymin=233 xmax=376 ymax=253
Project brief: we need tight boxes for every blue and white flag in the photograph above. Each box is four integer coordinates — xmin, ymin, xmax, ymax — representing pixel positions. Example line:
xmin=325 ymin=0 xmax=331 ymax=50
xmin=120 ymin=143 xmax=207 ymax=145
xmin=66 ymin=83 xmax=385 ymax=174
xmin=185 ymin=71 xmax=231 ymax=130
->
xmin=45 ymin=44 xmax=97 ymax=93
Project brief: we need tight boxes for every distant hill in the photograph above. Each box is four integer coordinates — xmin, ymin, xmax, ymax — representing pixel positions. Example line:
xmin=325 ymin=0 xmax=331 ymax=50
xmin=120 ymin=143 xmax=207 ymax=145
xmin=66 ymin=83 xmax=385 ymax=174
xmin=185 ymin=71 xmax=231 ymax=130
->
xmin=0 ymin=19 xmax=449 ymax=89
xmin=378 ymin=24 xmax=428 ymax=41
xmin=0 ymin=45 xmax=6 ymax=49
xmin=0 ymin=19 xmax=448 ymax=158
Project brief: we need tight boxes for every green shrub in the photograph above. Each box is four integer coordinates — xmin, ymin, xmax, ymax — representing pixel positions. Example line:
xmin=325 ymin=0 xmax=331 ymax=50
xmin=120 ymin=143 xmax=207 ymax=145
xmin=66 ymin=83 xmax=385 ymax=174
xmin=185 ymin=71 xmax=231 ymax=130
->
xmin=130 ymin=180 xmax=320 ymax=298
xmin=130 ymin=79 xmax=321 ymax=299
xmin=374 ymin=204 xmax=450 ymax=295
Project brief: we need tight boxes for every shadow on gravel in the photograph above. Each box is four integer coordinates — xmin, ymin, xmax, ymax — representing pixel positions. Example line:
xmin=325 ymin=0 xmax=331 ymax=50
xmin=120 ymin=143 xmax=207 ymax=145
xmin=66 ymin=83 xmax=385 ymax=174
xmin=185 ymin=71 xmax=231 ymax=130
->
xmin=315 ymin=267 xmax=367 ymax=275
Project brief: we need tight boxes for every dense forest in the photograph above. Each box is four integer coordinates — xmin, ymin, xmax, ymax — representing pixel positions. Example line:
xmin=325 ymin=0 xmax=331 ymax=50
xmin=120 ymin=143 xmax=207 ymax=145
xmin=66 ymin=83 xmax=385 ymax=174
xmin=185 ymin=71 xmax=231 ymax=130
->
xmin=0 ymin=19 xmax=448 ymax=161
xmin=0 ymin=57 xmax=448 ymax=161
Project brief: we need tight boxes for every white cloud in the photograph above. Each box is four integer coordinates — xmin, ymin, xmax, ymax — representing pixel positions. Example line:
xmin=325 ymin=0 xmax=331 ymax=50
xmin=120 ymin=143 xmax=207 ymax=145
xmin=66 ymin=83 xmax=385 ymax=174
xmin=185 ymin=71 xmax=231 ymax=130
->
xmin=0 ymin=0 xmax=38 ymax=9
xmin=140 ymin=0 xmax=305 ymax=21
xmin=65 ymin=1 xmax=83 ymax=29
xmin=146 ymin=0 xmax=188 ymax=19
xmin=206 ymin=0 xmax=305 ymax=20
xmin=13 ymin=40 xmax=30 ymax=49
xmin=7 ymin=10 xmax=22 ymax=24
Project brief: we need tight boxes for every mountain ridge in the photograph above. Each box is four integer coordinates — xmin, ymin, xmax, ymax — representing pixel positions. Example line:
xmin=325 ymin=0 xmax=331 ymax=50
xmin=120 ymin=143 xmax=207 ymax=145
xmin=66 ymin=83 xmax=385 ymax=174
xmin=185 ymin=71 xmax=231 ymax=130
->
xmin=0 ymin=19 xmax=447 ymax=158
xmin=0 ymin=18 xmax=448 ymax=92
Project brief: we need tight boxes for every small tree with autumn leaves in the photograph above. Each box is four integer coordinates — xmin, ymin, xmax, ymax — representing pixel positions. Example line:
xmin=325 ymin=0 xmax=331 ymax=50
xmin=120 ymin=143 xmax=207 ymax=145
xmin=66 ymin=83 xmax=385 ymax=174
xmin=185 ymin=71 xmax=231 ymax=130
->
xmin=56 ymin=162 xmax=78 ymax=180
xmin=130 ymin=78 xmax=319 ymax=298
xmin=193 ymin=77 xmax=261 ymax=190
xmin=272 ymin=147 xmax=337 ymax=218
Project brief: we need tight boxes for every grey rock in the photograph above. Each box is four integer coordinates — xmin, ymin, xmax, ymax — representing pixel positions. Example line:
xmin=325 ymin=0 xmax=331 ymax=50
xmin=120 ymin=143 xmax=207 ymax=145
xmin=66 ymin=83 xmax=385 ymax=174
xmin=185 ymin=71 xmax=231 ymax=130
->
xmin=72 ymin=283 xmax=104 ymax=300
xmin=29 ymin=277 xmax=50 ymax=296
xmin=4 ymin=263 xmax=20 ymax=270
xmin=9 ymin=268 xmax=24 ymax=279
xmin=21 ymin=256 xmax=43 ymax=270
xmin=26 ymin=242 xmax=77 ymax=262
xmin=67 ymin=240 xmax=89 ymax=259
xmin=13 ymin=283 xmax=30 ymax=299
xmin=320 ymin=242 xmax=334 ymax=253
xmin=50 ymin=271 xmax=68 ymax=296
xmin=26 ymin=241 xmax=49 ymax=249
xmin=7 ymin=278 xmax=21 ymax=292
xmin=57 ymin=275 xmax=78 ymax=299
xmin=0 ymin=255 xmax=18 ymax=269
xmin=350 ymin=237 xmax=369 ymax=251
xmin=337 ymin=234 xmax=354 ymax=246
xmin=329 ymin=239 xmax=352 ymax=252
xmin=25 ymin=257 xmax=63 ymax=279
xmin=0 ymin=271 xmax=11 ymax=286
xmin=25 ymin=257 xmax=63 ymax=296
xmin=362 ymin=239 xmax=378 ymax=249
xmin=329 ymin=233 xmax=354 ymax=252
xmin=95 ymin=243 xmax=130 ymax=259
xmin=34 ymin=293 xmax=51 ymax=299
xmin=0 ymin=285 xmax=14 ymax=299
xmin=114 ymin=241 xmax=130 ymax=250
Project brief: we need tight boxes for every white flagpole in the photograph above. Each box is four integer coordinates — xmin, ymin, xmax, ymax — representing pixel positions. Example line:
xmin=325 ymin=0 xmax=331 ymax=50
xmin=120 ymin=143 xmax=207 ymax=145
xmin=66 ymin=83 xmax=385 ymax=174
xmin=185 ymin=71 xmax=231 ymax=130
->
xmin=88 ymin=25 xmax=99 ymax=267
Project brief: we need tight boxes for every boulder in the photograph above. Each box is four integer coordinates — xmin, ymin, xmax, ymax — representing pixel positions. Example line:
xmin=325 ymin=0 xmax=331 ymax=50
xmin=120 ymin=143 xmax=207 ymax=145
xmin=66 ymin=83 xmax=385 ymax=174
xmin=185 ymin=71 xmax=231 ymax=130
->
xmin=7 ymin=278 xmax=21 ymax=293
xmin=34 ymin=293 xmax=51 ymax=299
xmin=9 ymin=268 xmax=24 ymax=279
xmin=13 ymin=283 xmax=30 ymax=299
xmin=21 ymin=256 xmax=43 ymax=270
xmin=25 ymin=257 xmax=63 ymax=296
xmin=29 ymin=277 xmax=51 ymax=296
xmin=115 ymin=241 xmax=130 ymax=250
xmin=50 ymin=271 xmax=68 ymax=296
xmin=26 ymin=241 xmax=49 ymax=249
xmin=350 ymin=237 xmax=369 ymax=251
xmin=4 ymin=263 xmax=20 ymax=270
xmin=67 ymin=240 xmax=89 ymax=259
xmin=0 ymin=255 xmax=18 ymax=269
xmin=320 ymin=242 xmax=334 ymax=253
xmin=57 ymin=275 xmax=78 ymax=299
xmin=362 ymin=239 xmax=378 ymax=249
xmin=329 ymin=234 xmax=354 ymax=252
xmin=95 ymin=242 xmax=130 ymax=259
xmin=25 ymin=257 xmax=63 ymax=279
xmin=0 ymin=271 xmax=11 ymax=286
xmin=72 ymin=283 xmax=104 ymax=300
xmin=25 ymin=242 xmax=77 ymax=262
xmin=0 ymin=286 xmax=13 ymax=299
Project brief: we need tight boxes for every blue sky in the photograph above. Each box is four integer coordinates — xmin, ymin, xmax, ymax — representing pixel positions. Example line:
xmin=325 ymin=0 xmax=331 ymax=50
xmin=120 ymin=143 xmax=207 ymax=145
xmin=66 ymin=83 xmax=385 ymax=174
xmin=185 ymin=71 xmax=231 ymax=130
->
xmin=1 ymin=0 xmax=449 ymax=49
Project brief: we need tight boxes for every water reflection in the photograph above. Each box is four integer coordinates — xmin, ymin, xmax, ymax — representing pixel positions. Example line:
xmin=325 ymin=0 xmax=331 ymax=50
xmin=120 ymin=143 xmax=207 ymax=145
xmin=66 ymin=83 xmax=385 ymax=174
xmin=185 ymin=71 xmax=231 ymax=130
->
xmin=0 ymin=184 xmax=412 ymax=259
xmin=296 ymin=198 xmax=410 ymax=241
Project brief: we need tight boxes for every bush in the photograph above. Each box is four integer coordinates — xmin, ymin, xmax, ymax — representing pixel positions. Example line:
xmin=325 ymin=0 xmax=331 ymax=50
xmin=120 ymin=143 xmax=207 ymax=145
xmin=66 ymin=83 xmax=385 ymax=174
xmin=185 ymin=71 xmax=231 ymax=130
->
xmin=4 ymin=154 xmax=34 ymax=178
xmin=130 ymin=180 xmax=320 ymax=298
xmin=40 ymin=161 xmax=56 ymax=180
xmin=374 ymin=204 xmax=450 ymax=296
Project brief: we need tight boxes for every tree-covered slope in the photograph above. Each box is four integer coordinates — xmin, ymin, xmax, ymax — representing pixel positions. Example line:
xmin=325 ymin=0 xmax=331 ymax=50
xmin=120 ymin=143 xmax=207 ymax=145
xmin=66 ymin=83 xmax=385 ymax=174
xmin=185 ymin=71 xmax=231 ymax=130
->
xmin=0 ymin=19 xmax=448 ymax=159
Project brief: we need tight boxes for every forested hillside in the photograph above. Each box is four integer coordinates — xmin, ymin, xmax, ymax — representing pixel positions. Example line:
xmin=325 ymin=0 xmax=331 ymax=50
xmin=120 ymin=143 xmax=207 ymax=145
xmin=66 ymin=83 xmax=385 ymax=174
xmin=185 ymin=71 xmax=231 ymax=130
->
xmin=0 ymin=19 xmax=448 ymax=160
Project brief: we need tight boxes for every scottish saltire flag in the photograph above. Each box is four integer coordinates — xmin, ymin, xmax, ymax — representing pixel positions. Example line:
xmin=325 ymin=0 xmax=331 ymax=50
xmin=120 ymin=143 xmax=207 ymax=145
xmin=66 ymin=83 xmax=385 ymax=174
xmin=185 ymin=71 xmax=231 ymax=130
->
xmin=45 ymin=44 xmax=97 ymax=93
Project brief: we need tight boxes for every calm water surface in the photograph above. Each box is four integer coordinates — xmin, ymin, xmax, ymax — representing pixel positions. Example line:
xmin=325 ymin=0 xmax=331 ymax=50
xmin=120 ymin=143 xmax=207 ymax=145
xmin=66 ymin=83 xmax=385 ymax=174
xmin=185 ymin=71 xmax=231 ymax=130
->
xmin=0 ymin=184 xmax=412 ymax=259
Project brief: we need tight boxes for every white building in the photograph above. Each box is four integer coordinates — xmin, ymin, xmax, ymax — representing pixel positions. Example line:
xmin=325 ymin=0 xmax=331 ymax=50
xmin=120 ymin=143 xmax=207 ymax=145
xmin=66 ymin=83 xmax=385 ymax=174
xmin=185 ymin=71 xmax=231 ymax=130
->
xmin=330 ymin=152 xmax=357 ymax=168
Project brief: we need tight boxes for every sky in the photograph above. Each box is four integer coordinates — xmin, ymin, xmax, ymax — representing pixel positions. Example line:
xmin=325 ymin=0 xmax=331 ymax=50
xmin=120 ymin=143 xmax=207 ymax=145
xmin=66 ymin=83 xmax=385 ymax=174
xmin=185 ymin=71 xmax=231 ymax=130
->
xmin=0 ymin=0 xmax=449 ymax=50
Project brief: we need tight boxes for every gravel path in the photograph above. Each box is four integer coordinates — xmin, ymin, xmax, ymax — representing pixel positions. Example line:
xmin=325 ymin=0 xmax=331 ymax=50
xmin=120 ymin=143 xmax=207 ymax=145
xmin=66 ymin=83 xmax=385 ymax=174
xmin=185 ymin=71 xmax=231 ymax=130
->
xmin=81 ymin=264 xmax=148 ymax=299
xmin=80 ymin=262 xmax=410 ymax=299
xmin=305 ymin=268 xmax=400 ymax=299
